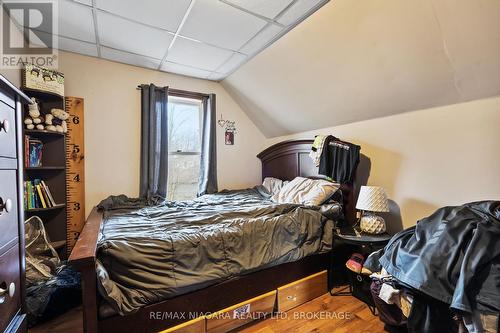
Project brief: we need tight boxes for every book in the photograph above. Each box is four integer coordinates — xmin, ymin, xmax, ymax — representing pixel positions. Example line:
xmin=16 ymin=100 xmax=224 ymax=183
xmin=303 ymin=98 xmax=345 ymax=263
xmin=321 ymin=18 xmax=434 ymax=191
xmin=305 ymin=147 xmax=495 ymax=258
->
xmin=26 ymin=181 xmax=34 ymax=209
xmin=33 ymin=179 xmax=42 ymax=208
xmin=29 ymin=181 xmax=34 ymax=209
xmin=41 ymin=180 xmax=56 ymax=206
xmin=24 ymin=135 xmax=30 ymax=168
xmin=36 ymin=184 xmax=47 ymax=208
xmin=43 ymin=184 xmax=52 ymax=207
xmin=24 ymin=179 xmax=58 ymax=210
xmin=23 ymin=181 xmax=27 ymax=208
xmin=25 ymin=138 xmax=43 ymax=167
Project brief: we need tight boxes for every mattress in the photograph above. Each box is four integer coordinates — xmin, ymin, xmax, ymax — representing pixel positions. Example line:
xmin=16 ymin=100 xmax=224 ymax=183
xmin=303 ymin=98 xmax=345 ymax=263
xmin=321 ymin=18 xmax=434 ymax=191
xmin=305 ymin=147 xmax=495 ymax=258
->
xmin=95 ymin=187 xmax=340 ymax=315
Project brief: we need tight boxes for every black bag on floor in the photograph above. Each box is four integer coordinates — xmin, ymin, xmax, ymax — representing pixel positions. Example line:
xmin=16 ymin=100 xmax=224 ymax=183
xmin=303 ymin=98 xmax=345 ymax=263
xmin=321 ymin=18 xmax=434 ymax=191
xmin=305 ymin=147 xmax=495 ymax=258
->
xmin=26 ymin=264 xmax=82 ymax=327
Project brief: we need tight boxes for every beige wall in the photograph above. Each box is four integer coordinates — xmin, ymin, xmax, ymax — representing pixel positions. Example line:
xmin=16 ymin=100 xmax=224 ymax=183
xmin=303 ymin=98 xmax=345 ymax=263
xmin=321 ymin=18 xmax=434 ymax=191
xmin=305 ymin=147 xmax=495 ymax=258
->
xmin=266 ymin=96 xmax=500 ymax=231
xmin=1 ymin=51 xmax=266 ymax=216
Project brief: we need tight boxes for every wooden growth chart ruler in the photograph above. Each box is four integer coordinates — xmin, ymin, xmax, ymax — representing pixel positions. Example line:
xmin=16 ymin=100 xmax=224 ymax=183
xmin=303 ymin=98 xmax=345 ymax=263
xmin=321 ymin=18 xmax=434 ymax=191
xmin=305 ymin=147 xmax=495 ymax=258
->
xmin=65 ymin=97 xmax=85 ymax=256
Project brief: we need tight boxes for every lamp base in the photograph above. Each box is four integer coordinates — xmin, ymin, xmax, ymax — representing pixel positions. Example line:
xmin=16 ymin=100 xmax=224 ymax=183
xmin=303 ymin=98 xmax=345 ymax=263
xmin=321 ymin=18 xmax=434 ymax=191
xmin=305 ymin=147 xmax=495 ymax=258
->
xmin=360 ymin=214 xmax=386 ymax=234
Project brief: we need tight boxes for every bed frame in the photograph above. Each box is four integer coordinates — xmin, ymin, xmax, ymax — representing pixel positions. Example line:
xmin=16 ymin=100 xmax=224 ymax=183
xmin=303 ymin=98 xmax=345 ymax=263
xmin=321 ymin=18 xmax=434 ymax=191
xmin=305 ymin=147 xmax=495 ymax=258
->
xmin=69 ymin=139 xmax=357 ymax=333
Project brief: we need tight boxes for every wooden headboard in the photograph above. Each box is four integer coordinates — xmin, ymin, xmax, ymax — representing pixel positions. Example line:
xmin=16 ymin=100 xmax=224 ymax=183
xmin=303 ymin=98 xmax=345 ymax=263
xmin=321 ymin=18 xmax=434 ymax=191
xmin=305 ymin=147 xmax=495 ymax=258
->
xmin=257 ymin=139 xmax=357 ymax=225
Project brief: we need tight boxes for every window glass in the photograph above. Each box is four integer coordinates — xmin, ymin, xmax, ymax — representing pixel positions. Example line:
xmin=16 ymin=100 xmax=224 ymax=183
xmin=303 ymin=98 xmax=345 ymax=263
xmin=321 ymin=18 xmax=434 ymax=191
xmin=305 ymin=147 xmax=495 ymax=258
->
xmin=167 ymin=96 xmax=202 ymax=200
xmin=168 ymin=97 xmax=202 ymax=153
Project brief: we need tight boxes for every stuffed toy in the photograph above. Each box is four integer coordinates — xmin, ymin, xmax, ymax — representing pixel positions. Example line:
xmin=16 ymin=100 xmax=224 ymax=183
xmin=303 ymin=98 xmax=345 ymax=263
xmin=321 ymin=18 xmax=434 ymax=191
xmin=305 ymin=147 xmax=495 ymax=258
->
xmin=44 ymin=114 xmax=56 ymax=132
xmin=24 ymin=97 xmax=45 ymax=130
xmin=48 ymin=108 xmax=69 ymax=133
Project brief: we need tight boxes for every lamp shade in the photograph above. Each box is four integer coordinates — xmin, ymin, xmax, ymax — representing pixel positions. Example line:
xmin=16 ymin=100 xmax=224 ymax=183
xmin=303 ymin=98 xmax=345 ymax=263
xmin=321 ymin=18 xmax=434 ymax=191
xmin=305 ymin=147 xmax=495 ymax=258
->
xmin=356 ymin=186 xmax=389 ymax=212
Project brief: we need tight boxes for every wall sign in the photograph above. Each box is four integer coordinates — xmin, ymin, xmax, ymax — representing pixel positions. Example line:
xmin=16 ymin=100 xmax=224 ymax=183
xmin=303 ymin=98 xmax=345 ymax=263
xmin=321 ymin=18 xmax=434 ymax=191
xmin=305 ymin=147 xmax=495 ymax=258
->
xmin=218 ymin=114 xmax=237 ymax=145
xmin=224 ymin=121 xmax=236 ymax=145
xmin=225 ymin=130 xmax=234 ymax=145
xmin=23 ymin=64 xmax=65 ymax=96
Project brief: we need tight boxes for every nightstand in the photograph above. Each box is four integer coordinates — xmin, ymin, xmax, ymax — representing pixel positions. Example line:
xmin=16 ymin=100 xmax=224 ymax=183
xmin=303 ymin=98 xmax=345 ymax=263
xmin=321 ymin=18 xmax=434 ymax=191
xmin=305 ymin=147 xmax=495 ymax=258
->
xmin=328 ymin=225 xmax=392 ymax=314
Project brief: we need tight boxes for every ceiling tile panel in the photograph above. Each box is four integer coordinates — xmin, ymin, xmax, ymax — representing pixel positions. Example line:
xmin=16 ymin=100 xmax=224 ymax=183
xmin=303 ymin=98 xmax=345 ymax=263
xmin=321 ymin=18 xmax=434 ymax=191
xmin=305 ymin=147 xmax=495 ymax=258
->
xmin=216 ymin=53 xmax=247 ymax=74
xmin=207 ymin=72 xmax=226 ymax=81
xmin=73 ymin=0 xmax=92 ymax=6
xmin=166 ymin=37 xmax=233 ymax=71
xmin=277 ymin=0 xmax=324 ymax=26
xmin=101 ymin=47 xmax=162 ymax=69
xmin=26 ymin=29 xmax=98 ymax=57
xmin=180 ymin=0 xmax=267 ymax=50
xmin=18 ymin=28 xmax=45 ymax=48
xmin=97 ymin=11 xmax=173 ymax=59
xmin=240 ymin=24 xmax=283 ymax=55
xmin=161 ymin=62 xmax=212 ymax=79
xmin=225 ymin=0 xmax=294 ymax=19
xmin=32 ymin=0 xmax=96 ymax=42
xmin=95 ymin=0 xmax=191 ymax=32
xmin=58 ymin=36 xmax=98 ymax=57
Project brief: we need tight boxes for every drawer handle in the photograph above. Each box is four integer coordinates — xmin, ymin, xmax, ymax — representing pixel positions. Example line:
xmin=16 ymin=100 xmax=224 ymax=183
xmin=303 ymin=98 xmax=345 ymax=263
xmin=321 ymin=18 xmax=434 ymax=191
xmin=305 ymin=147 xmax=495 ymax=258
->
xmin=9 ymin=282 xmax=15 ymax=297
xmin=0 ymin=119 xmax=9 ymax=133
xmin=0 ymin=197 xmax=12 ymax=214
xmin=0 ymin=282 xmax=6 ymax=304
xmin=0 ymin=282 xmax=14 ymax=303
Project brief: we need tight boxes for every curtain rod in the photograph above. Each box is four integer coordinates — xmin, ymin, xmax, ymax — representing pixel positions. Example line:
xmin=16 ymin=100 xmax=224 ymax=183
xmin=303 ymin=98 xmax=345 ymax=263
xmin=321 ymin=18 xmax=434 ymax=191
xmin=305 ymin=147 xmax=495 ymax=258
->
xmin=136 ymin=85 xmax=210 ymax=99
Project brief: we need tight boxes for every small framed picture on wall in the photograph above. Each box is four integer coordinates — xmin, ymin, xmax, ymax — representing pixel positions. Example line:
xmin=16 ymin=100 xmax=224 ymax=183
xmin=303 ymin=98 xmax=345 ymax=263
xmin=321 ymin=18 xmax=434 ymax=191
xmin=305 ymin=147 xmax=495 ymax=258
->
xmin=225 ymin=130 xmax=234 ymax=145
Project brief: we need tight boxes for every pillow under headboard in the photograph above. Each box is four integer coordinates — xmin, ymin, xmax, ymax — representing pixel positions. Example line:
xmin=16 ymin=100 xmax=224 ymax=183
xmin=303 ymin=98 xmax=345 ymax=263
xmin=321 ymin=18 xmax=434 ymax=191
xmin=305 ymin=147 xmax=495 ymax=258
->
xmin=271 ymin=177 xmax=340 ymax=206
xmin=262 ymin=177 xmax=285 ymax=196
xmin=257 ymin=139 xmax=357 ymax=225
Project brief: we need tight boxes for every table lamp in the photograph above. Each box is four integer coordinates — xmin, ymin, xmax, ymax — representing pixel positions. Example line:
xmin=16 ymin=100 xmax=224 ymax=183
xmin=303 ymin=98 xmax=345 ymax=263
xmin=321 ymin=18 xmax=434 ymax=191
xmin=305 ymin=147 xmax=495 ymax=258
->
xmin=356 ymin=186 xmax=389 ymax=234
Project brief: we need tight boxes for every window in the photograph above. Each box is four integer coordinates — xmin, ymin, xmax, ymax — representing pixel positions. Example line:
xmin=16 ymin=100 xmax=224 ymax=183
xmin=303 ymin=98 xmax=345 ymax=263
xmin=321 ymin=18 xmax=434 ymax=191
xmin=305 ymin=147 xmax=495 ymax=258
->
xmin=167 ymin=96 xmax=203 ymax=201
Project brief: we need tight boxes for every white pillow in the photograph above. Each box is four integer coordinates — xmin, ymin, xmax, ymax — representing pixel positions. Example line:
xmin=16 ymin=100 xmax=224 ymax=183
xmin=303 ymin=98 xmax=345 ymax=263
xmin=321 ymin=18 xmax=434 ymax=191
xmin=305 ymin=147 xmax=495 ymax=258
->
xmin=262 ymin=177 xmax=283 ymax=195
xmin=271 ymin=177 xmax=340 ymax=206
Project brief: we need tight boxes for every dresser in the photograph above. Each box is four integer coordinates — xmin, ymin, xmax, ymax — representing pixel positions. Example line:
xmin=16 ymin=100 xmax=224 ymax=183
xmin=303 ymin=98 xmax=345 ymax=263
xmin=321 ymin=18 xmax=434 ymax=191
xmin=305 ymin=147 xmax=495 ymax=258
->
xmin=0 ymin=75 xmax=31 ymax=333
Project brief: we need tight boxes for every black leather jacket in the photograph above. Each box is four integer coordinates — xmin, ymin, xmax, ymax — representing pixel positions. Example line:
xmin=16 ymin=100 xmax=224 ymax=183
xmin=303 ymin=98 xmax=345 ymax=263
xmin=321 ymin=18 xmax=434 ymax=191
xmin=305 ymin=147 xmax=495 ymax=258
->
xmin=365 ymin=201 xmax=500 ymax=313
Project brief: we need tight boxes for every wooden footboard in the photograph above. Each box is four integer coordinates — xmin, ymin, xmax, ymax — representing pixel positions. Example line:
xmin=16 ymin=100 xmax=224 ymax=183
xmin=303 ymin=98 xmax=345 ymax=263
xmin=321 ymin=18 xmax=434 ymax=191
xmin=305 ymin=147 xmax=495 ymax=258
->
xmin=68 ymin=207 xmax=103 ymax=333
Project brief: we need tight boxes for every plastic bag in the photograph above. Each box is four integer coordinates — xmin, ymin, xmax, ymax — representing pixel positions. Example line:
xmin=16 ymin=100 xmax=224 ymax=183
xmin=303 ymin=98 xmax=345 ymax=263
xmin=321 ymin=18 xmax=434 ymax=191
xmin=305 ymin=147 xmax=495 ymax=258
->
xmin=24 ymin=216 xmax=81 ymax=327
xmin=25 ymin=216 xmax=61 ymax=286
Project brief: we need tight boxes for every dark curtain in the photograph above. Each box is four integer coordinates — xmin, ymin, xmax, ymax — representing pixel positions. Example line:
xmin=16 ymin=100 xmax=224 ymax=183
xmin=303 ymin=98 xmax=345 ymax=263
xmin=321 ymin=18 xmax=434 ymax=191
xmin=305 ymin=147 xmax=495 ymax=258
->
xmin=198 ymin=93 xmax=218 ymax=195
xmin=139 ymin=84 xmax=169 ymax=201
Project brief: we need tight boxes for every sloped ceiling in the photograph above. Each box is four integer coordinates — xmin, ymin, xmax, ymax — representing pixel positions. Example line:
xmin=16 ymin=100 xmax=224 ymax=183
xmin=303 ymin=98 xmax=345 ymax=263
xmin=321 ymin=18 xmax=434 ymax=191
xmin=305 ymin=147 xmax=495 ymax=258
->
xmin=222 ymin=0 xmax=500 ymax=137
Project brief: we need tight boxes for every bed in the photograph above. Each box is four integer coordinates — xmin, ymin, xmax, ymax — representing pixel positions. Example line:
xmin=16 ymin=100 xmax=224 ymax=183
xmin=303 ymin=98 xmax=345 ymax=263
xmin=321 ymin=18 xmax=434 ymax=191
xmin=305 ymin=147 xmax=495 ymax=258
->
xmin=69 ymin=139 xmax=358 ymax=333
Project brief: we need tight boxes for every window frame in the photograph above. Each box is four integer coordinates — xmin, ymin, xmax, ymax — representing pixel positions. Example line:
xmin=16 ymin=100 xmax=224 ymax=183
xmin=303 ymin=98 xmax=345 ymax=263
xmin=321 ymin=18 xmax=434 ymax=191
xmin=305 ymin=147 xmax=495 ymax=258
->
xmin=167 ymin=90 xmax=205 ymax=156
xmin=168 ymin=88 xmax=209 ymax=101
xmin=166 ymin=89 xmax=207 ymax=200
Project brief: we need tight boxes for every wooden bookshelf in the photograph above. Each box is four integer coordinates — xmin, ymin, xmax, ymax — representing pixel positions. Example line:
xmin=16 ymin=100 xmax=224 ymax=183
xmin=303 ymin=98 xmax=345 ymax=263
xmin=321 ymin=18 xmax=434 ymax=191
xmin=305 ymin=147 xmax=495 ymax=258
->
xmin=25 ymin=203 xmax=66 ymax=213
xmin=22 ymin=87 xmax=64 ymax=102
xmin=26 ymin=166 xmax=65 ymax=170
xmin=25 ymin=129 xmax=65 ymax=137
xmin=22 ymin=89 xmax=68 ymax=259
xmin=50 ymin=240 xmax=67 ymax=250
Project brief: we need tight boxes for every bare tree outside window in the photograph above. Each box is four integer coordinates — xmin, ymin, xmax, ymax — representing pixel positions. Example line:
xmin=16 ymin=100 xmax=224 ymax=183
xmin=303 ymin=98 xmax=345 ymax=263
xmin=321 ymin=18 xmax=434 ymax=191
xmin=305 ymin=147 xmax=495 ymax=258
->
xmin=167 ymin=96 xmax=202 ymax=200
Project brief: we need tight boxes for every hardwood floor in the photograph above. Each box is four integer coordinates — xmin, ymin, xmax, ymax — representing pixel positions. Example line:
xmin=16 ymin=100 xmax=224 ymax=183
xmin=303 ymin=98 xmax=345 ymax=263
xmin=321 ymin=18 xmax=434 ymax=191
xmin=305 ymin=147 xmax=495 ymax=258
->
xmin=238 ymin=293 xmax=385 ymax=333
xmin=29 ymin=306 xmax=83 ymax=333
xmin=30 ymin=292 xmax=385 ymax=333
